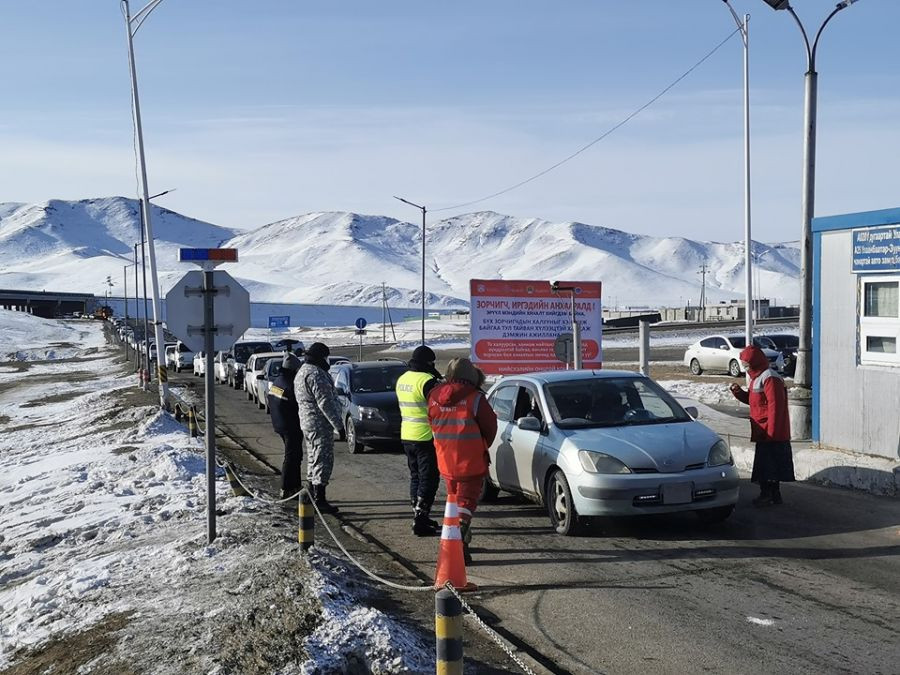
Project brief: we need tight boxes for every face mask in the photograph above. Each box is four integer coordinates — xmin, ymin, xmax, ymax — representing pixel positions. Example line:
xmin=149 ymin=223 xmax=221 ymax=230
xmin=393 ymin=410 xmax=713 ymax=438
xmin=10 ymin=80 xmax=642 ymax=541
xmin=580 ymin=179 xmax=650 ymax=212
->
xmin=740 ymin=361 xmax=751 ymax=371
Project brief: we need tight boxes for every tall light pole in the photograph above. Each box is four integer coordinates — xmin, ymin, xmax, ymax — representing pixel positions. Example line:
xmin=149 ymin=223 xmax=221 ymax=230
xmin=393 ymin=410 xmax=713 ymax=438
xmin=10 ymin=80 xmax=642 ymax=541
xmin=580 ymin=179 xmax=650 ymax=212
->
xmin=721 ymin=1 xmax=753 ymax=346
xmin=393 ymin=196 xmax=427 ymax=345
xmin=121 ymin=0 xmax=169 ymax=409
xmin=761 ymin=0 xmax=861 ymax=438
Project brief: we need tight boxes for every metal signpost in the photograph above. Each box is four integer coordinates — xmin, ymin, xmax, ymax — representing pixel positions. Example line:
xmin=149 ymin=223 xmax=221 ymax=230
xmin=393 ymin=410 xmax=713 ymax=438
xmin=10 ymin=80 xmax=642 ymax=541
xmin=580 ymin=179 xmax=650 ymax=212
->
xmin=166 ymin=248 xmax=249 ymax=544
xmin=355 ymin=317 xmax=367 ymax=361
xmin=553 ymin=333 xmax=574 ymax=369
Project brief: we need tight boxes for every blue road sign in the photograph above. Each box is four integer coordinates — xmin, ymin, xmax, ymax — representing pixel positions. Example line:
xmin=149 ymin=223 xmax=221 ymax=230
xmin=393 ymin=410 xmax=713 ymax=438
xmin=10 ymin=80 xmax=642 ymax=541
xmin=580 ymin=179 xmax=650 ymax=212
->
xmin=355 ymin=317 xmax=367 ymax=330
xmin=269 ymin=316 xmax=290 ymax=329
xmin=852 ymin=226 xmax=900 ymax=273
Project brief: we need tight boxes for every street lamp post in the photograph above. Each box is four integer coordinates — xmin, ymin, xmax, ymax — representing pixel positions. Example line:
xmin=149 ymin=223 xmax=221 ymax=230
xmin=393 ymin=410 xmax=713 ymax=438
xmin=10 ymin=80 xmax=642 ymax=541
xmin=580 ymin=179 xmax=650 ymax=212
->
xmin=393 ymin=196 xmax=427 ymax=345
xmin=121 ymin=0 xmax=170 ymax=409
xmin=761 ymin=0 xmax=861 ymax=438
xmin=721 ymin=1 xmax=754 ymax=346
xmin=551 ymin=282 xmax=582 ymax=370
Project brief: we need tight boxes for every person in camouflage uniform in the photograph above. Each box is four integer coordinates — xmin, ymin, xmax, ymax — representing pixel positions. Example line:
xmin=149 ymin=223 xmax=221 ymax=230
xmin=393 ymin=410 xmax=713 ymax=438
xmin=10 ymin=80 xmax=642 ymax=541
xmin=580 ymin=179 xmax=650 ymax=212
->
xmin=294 ymin=342 xmax=343 ymax=513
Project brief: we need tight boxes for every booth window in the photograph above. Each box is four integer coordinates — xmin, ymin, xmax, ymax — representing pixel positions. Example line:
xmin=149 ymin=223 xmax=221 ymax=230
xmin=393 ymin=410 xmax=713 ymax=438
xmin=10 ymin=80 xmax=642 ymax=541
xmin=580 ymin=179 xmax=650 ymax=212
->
xmin=859 ymin=276 xmax=900 ymax=366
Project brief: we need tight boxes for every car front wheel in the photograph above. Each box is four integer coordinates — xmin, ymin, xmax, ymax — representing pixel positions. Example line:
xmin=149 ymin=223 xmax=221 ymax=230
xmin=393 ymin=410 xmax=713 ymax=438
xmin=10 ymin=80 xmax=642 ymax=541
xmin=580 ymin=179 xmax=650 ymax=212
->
xmin=345 ymin=417 xmax=363 ymax=454
xmin=690 ymin=358 xmax=703 ymax=376
xmin=546 ymin=469 xmax=580 ymax=536
xmin=728 ymin=359 xmax=742 ymax=378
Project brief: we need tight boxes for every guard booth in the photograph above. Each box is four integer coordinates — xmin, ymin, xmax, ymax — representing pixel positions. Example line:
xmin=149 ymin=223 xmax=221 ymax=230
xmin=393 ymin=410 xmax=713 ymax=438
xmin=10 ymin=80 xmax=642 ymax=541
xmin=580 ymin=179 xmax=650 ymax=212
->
xmin=813 ymin=207 xmax=900 ymax=459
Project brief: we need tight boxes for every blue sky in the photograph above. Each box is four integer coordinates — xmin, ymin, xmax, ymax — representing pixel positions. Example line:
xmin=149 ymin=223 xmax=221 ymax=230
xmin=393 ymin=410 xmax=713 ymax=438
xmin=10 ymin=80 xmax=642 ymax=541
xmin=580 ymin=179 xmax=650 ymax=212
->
xmin=0 ymin=0 xmax=897 ymax=241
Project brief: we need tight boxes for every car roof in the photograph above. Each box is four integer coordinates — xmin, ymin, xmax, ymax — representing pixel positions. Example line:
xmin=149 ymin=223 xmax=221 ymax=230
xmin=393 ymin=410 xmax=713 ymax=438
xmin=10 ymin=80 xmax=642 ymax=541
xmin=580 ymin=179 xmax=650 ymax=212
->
xmin=250 ymin=351 xmax=285 ymax=359
xmin=499 ymin=369 xmax=643 ymax=385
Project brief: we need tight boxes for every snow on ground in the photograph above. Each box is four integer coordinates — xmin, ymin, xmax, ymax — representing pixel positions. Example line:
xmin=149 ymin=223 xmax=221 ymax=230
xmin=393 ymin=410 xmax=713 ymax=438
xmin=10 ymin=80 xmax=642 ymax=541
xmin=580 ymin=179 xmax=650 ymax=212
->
xmin=0 ymin=309 xmax=106 ymax=361
xmin=657 ymin=379 xmax=741 ymax=408
xmin=0 ymin=320 xmax=432 ymax=672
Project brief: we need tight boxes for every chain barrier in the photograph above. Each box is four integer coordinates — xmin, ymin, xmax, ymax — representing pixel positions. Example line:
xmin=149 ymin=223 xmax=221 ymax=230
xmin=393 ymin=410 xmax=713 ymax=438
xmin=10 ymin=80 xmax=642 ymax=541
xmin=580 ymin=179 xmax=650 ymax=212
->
xmin=442 ymin=582 xmax=537 ymax=675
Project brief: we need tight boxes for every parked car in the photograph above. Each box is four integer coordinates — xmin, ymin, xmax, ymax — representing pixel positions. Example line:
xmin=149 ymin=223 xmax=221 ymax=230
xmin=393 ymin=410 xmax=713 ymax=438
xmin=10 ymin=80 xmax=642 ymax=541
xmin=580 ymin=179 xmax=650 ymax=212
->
xmin=193 ymin=351 xmax=206 ymax=377
xmin=330 ymin=361 xmax=406 ymax=453
xmin=245 ymin=351 xmax=283 ymax=406
xmin=213 ymin=351 xmax=231 ymax=384
xmin=683 ymin=335 xmax=784 ymax=377
xmin=164 ymin=344 xmax=178 ymax=370
xmin=226 ymin=340 xmax=275 ymax=389
xmin=763 ymin=333 xmax=799 ymax=377
xmin=272 ymin=338 xmax=305 ymax=355
xmin=169 ymin=342 xmax=194 ymax=372
xmin=483 ymin=370 xmax=740 ymax=535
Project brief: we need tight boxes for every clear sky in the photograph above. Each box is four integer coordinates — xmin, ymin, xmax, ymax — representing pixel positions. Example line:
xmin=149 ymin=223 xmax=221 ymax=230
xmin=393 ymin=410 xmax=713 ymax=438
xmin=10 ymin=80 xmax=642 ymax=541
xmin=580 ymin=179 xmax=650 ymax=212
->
xmin=0 ymin=0 xmax=897 ymax=242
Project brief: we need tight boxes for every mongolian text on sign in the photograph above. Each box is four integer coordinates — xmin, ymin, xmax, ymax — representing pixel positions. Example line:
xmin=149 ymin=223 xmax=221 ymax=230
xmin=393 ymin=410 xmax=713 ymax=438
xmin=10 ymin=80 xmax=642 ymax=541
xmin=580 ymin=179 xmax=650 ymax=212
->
xmin=269 ymin=315 xmax=290 ymax=329
xmin=852 ymin=225 xmax=900 ymax=273
xmin=470 ymin=279 xmax=602 ymax=375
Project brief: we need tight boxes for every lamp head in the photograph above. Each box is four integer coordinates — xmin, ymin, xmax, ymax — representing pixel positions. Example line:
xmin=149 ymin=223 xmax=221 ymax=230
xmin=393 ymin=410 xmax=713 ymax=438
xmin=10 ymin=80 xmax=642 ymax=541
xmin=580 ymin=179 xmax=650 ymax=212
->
xmin=836 ymin=0 xmax=858 ymax=7
xmin=762 ymin=0 xmax=791 ymax=9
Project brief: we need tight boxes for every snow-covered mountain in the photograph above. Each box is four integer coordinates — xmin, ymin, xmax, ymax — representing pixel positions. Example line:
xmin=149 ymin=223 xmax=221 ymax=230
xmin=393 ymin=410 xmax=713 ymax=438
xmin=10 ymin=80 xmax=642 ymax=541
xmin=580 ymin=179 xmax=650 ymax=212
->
xmin=0 ymin=198 xmax=800 ymax=309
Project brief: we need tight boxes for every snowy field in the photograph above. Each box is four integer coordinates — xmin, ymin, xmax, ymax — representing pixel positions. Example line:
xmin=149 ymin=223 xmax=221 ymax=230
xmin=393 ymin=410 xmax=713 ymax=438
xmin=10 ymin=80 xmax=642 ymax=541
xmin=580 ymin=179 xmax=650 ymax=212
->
xmin=0 ymin=320 xmax=432 ymax=672
xmin=0 ymin=309 xmax=106 ymax=361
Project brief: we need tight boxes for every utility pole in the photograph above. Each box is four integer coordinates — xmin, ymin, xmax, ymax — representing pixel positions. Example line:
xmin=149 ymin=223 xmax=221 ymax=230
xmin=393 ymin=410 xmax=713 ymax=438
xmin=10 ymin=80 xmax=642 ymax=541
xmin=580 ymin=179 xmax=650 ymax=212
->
xmin=382 ymin=282 xmax=386 ymax=343
xmin=697 ymin=263 xmax=709 ymax=322
xmin=133 ymin=243 xmax=141 ymax=374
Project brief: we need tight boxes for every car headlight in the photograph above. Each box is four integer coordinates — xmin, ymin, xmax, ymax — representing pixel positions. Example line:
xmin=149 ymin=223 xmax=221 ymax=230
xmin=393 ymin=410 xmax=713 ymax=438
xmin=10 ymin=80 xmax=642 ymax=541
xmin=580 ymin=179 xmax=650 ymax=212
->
xmin=358 ymin=406 xmax=386 ymax=422
xmin=578 ymin=450 xmax=631 ymax=474
xmin=707 ymin=439 xmax=733 ymax=467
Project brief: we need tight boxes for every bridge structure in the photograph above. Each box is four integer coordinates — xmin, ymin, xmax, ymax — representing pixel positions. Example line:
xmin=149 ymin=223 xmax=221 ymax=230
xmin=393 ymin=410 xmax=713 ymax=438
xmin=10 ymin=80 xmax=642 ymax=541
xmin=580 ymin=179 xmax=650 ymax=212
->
xmin=0 ymin=288 xmax=96 ymax=319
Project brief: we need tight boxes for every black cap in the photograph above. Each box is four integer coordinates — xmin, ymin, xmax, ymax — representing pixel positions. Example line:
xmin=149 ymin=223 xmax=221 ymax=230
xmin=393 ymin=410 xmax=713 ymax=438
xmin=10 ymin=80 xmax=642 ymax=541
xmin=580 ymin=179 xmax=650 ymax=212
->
xmin=411 ymin=345 xmax=436 ymax=364
xmin=306 ymin=342 xmax=330 ymax=360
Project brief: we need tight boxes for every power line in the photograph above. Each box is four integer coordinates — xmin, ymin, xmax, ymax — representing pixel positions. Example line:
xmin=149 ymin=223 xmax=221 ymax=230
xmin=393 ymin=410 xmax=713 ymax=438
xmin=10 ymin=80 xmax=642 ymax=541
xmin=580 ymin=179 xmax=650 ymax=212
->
xmin=431 ymin=27 xmax=741 ymax=214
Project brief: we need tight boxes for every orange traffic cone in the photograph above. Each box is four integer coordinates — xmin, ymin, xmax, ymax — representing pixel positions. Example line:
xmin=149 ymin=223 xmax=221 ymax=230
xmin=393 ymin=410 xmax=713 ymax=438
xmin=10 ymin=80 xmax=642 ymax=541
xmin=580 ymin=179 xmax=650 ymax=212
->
xmin=434 ymin=493 xmax=477 ymax=591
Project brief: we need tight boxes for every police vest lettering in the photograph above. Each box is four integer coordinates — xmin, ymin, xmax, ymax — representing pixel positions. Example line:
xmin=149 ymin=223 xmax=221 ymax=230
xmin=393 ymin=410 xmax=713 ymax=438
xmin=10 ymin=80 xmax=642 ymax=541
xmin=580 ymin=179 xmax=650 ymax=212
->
xmin=396 ymin=371 xmax=434 ymax=442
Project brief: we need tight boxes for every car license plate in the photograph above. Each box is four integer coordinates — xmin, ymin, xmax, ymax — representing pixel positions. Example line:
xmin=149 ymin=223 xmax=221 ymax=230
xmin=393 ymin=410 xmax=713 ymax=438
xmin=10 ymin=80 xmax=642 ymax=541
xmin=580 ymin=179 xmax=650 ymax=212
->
xmin=662 ymin=482 xmax=693 ymax=505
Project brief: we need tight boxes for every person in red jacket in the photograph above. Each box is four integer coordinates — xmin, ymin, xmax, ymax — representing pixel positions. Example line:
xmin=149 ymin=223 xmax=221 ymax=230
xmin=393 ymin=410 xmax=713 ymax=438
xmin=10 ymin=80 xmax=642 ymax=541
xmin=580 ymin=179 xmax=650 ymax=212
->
xmin=730 ymin=345 xmax=795 ymax=506
xmin=427 ymin=357 xmax=497 ymax=562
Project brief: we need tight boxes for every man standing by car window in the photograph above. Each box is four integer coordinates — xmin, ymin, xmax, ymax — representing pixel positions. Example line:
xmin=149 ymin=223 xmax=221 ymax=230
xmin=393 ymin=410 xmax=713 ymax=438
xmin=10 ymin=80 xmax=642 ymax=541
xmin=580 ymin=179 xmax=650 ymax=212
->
xmin=396 ymin=345 xmax=443 ymax=536
xmin=295 ymin=342 xmax=343 ymax=514
xmin=269 ymin=352 xmax=303 ymax=500
xmin=730 ymin=345 xmax=795 ymax=506
xmin=428 ymin=358 xmax=497 ymax=563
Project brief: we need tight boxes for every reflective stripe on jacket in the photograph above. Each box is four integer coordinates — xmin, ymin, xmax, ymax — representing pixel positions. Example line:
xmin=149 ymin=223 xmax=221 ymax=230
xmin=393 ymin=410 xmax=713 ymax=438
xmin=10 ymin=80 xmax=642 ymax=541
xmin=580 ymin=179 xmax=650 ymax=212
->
xmin=396 ymin=370 xmax=435 ymax=441
xmin=429 ymin=389 xmax=489 ymax=479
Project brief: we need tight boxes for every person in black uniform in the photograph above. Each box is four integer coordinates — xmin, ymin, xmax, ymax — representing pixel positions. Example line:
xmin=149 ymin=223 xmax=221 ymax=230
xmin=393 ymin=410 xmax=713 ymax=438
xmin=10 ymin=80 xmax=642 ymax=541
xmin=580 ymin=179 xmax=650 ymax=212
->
xmin=268 ymin=352 xmax=303 ymax=499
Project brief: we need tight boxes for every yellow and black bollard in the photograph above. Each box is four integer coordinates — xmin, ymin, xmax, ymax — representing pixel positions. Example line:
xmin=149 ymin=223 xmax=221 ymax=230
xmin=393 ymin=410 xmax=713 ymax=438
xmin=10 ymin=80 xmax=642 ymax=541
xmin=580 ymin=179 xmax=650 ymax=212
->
xmin=298 ymin=488 xmax=314 ymax=552
xmin=187 ymin=407 xmax=199 ymax=438
xmin=223 ymin=463 xmax=250 ymax=497
xmin=435 ymin=588 xmax=463 ymax=674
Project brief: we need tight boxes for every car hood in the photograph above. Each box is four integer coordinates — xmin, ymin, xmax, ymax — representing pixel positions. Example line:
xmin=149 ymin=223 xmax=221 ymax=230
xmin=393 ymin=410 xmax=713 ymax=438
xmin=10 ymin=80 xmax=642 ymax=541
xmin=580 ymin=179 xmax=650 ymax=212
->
xmin=350 ymin=391 xmax=399 ymax=410
xmin=561 ymin=421 xmax=720 ymax=472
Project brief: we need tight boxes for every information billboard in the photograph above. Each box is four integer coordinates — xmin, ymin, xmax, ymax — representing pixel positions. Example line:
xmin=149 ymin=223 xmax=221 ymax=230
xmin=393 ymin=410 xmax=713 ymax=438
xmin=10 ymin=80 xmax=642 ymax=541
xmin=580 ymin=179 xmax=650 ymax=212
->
xmin=470 ymin=279 xmax=602 ymax=375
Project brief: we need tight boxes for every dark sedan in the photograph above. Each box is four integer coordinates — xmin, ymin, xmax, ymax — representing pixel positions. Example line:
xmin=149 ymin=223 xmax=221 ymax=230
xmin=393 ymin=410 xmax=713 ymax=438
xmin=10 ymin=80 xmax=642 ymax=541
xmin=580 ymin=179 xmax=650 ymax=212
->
xmin=330 ymin=362 xmax=406 ymax=453
xmin=764 ymin=333 xmax=799 ymax=376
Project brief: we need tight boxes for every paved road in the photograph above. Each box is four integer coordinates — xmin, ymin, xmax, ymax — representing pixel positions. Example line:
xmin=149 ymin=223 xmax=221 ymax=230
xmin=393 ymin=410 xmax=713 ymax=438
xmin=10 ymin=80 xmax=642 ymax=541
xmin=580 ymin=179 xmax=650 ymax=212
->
xmin=173 ymin=369 xmax=900 ymax=675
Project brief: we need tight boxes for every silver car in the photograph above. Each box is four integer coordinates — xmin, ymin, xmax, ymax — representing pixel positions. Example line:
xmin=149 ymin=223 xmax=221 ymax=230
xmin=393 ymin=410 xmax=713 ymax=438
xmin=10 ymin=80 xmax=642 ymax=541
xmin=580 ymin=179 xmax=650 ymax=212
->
xmin=484 ymin=370 xmax=739 ymax=535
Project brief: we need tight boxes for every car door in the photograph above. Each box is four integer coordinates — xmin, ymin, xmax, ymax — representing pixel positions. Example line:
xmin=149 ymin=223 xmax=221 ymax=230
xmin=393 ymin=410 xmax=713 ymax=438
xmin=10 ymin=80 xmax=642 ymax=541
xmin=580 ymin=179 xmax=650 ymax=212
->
xmin=697 ymin=338 xmax=718 ymax=369
xmin=507 ymin=384 xmax=546 ymax=498
xmin=709 ymin=337 xmax=730 ymax=369
xmin=332 ymin=367 xmax=352 ymax=421
xmin=486 ymin=384 xmax=520 ymax=491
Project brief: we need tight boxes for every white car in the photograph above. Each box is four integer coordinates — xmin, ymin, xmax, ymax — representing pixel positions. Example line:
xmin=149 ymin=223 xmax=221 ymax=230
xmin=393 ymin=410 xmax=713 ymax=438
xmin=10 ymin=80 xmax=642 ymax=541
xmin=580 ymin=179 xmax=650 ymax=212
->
xmin=683 ymin=335 xmax=785 ymax=377
xmin=257 ymin=358 xmax=285 ymax=414
xmin=245 ymin=352 xmax=283 ymax=406
xmin=172 ymin=343 xmax=194 ymax=372
xmin=213 ymin=351 xmax=231 ymax=384
xmin=193 ymin=351 xmax=206 ymax=377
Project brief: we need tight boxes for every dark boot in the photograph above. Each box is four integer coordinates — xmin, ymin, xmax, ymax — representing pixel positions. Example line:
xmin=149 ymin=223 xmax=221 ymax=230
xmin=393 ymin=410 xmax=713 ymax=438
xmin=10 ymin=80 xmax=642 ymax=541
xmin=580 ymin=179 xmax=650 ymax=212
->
xmin=770 ymin=481 xmax=783 ymax=505
xmin=752 ymin=482 xmax=774 ymax=507
xmin=412 ymin=497 xmax=439 ymax=536
xmin=312 ymin=484 xmax=339 ymax=514
xmin=460 ymin=520 xmax=473 ymax=564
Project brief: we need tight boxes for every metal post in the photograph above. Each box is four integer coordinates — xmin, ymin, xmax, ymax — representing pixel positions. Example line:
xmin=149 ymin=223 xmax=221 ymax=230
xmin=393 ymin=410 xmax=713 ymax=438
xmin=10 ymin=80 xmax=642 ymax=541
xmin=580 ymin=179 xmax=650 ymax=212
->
xmin=742 ymin=13 xmax=753 ymax=347
xmin=140 ymin=206 xmax=151 ymax=388
xmin=134 ymin=243 xmax=140 ymax=372
xmin=639 ymin=320 xmax=650 ymax=376
xmin=122 ymin=0 xmax=168 ymax=408
xmin=123 ymin=265 xmax=129 ymax=361
xmin=358 ymin=330 xmax=363 ymax=362
xmin=571 ymin=292 xmax=582 ymax=370
xmin=203 ymin=269 xmax=217 ymax=544
xmin=382 ymin=282 xmax=386 ymax=343
xmin=421 ymin=206 xmax=426 ymax=345
xmin=795 ymin=68 xmax=817 ymax=391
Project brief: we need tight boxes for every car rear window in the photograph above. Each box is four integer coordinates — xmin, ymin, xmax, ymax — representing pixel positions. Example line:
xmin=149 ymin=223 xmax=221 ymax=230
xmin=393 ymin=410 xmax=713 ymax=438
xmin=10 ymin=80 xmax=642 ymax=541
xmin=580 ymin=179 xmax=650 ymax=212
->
xmin=233 ymin=342 xmax=274 ymax=362
xmin=350 ymin=366 xmax=407 ymax=393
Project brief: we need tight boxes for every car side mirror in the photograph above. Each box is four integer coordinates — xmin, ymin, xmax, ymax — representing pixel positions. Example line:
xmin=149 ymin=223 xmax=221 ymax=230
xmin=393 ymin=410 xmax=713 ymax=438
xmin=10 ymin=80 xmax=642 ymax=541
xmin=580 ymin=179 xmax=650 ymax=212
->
xmin=684 ymin=406 xmax=699 ymax=419
xmin=719 ymin=345 xmax=729 ymax=350
xmin=257 ymin=373 xmax=265 ymax=380
xmin=517 ymin=416 xmax=542 ymax=432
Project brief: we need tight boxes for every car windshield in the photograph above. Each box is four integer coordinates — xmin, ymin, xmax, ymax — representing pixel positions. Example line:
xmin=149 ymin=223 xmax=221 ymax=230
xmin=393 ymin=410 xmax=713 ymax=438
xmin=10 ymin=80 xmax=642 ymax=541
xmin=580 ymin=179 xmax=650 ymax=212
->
xmin=727 ymin=336 xmax=746 ymax=348
xmin=544 ymin=377 xmax=690 ymax=429
xmin=254 ymin=356 xmax=276 ymax=371
xmin=233 ymin=342 xmax=273 ymax=362
xmin=266 ymin=360 xmax=282 ymax=378
xmin=769 ymin=334 xmax=799 ymax=349
xmin=350 ymin=365 xmax=407 ymax=393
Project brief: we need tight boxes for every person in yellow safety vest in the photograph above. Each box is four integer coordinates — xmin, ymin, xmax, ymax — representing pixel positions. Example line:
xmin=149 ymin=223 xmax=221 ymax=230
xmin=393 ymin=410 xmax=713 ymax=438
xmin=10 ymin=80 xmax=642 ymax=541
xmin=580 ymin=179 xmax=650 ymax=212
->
xmin=396 ymin=345 xmax=443 ymax=536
